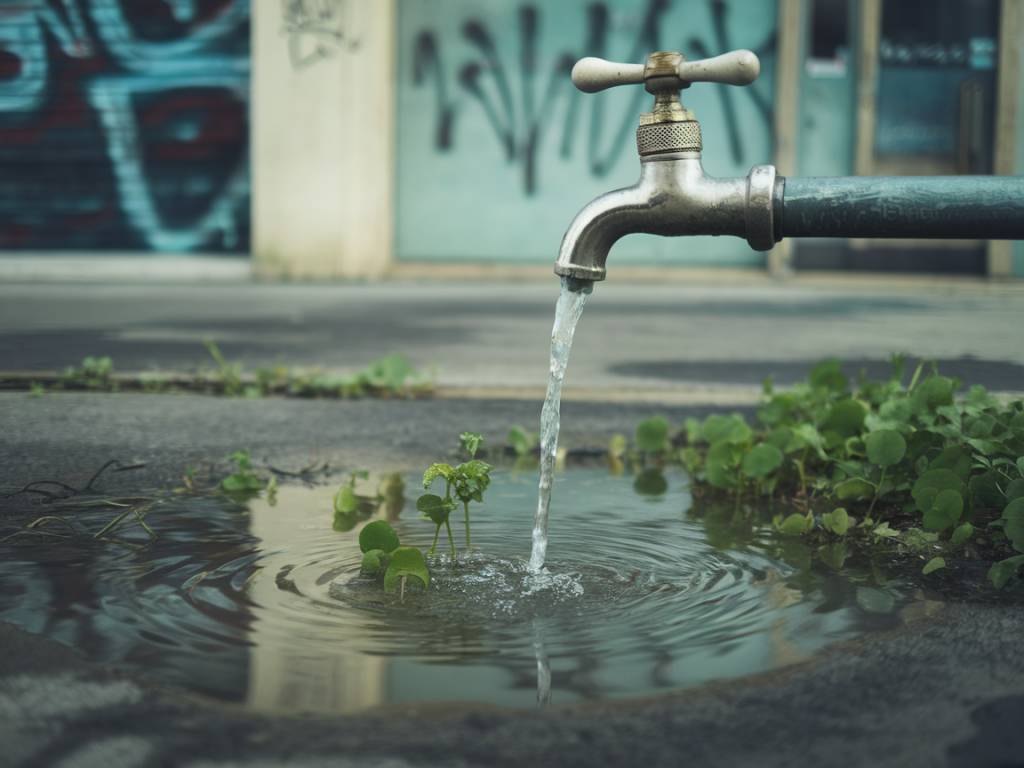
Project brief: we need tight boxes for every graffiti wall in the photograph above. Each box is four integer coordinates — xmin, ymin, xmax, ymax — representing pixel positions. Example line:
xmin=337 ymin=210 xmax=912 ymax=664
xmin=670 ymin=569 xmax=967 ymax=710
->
xmin=396 ymin=0 xmax=777 ymax=267
xmin=0 ymin=0 xmax=250 ymax=254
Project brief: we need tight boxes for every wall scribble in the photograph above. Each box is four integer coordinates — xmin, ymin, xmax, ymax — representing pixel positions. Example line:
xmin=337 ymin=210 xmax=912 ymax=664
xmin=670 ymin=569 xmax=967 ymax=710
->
xmin=281 ymin=0 xmax=360 ymax=69
xmin=411 ymin=0 xmax=775 ymax=196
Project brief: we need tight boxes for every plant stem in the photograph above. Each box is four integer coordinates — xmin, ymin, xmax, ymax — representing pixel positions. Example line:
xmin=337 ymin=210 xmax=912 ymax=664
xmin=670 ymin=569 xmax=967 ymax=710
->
xmin=444 ymin=519 xmax=456 ymax=559
xmin=866 ymin=466 xmax=887 ymax=518
xmin=430 ymin=524 xmax=440 ymax=556
xmin=463 ymin=500 xmax=471 ymax=549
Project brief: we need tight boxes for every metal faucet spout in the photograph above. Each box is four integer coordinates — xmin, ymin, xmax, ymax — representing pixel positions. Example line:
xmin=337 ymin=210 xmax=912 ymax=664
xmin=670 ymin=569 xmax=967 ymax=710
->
xmin=554 ymin=155 xmax=775 ymax=282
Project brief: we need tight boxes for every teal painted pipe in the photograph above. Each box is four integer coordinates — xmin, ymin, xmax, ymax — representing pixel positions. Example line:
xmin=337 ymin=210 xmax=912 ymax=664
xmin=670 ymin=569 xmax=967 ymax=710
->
xmin=780 ymin=176 xmax=1024 ymax=240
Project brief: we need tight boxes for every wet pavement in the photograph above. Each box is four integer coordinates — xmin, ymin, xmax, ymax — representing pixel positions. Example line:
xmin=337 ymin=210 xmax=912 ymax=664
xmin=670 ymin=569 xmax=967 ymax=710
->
xmin=1 ymin=279 xmax=1022 ymax=399
xmin=2 ymin=277 xmax=1024 ymax=766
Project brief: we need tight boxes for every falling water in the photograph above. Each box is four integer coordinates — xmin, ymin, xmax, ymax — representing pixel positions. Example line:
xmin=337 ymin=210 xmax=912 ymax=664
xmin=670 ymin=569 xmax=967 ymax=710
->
xmin=528 ymin=276 xmax=593 ymax=572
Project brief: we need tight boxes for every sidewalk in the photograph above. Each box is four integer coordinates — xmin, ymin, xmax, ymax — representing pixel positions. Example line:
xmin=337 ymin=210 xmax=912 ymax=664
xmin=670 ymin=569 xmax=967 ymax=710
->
xmin=1 ymin=278 xmax=1022 ymax=401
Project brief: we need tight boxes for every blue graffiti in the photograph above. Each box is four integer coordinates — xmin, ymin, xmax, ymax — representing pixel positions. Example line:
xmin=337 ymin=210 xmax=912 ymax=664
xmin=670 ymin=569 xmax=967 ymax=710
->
xmin=0 ymin=0 xmax=250 ymax=253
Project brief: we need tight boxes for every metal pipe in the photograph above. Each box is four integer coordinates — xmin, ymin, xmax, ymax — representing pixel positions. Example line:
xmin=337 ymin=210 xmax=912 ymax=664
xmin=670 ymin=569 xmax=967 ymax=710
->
xmin=780 ymin=176 xmax=1024 ymax=240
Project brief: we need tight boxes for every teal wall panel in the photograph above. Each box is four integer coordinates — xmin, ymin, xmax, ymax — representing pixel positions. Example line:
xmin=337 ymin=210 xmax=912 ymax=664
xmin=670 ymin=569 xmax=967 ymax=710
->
xmin=396 ymin=0 xmax=777 ymax=268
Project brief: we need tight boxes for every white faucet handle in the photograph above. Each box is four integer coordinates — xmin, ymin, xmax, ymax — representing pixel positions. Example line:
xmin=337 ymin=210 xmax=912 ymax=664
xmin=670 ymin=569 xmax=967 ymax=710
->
xmin=676 ymin=49 xmax=760 ymax=86
xmin=571 ymin=57 xmax=646 ymax=93
xmin=570 ymin=50 xmax=760 ymax=94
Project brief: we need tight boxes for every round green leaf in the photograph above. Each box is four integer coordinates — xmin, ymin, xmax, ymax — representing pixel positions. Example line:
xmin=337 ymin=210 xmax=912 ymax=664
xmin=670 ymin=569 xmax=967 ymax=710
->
xmin=912 ymin=375 xmax=955 ymax=412
xmin=822 ymin=399 xmax=867 ymax=438
xmin=1006 ymin=478 xmax=1024 ymax=501
xmin=822 ymin=507 xmax=850 ymax=536
xmin=929 ymin=446 xmax=972 ymax=480
xmin=865 ymin=430 xmax=907 ymax=467
xmin=951 ymin=522 xmax=974 ymax=547
xmin=416 ymin=493 xmax=452 ymax=525
xmin=911 ymin=469 xmax=965 ymax=511
xmin=633 ymin=468 xmax=668 ymax=496
xmin=361 ymin=549 xmax=386 ymax=574
xmin=922 ymin=489 xmax=963 ymax=532
xmin=701 ymin=414 xmax=751 ymax=446
xmin=834 ymin=477 xmax=875 ymax=501
xmin=334 ymin=484 xmax=359 ymax=515
xmin=776 ymin=512 xmax=813 ymax=537
xmin=358 ymin=520 xmax=400 ymax=554
xmin=635 ymin=416 xmax=670 ymax=453
xmin=705 ymin=442 xmax=740 ymax=489
xmin=383 ymin=547 xmax=430 ymax=592
xmin=922 ymin=556 xmax=946 ymax=575
xmin=809 ymin=359 xmax=847 ymax=392
xmin=1003 ymin=497 xmax=1024 ymax=553
xmin=741 ymin=444 xmax=784 ymax=479
xmin=989 ymin=555 xmax=1024 ymax=589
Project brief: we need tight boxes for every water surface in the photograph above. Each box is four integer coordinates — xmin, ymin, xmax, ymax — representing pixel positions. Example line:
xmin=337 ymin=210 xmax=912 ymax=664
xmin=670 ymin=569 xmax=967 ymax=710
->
xmin=0 ymin=469 xmax=924 ymax=713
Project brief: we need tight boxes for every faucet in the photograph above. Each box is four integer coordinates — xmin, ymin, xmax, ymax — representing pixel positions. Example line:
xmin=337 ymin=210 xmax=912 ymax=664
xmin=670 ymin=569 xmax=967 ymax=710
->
xmin=554 ymin=48 xmax=1024 ymax=282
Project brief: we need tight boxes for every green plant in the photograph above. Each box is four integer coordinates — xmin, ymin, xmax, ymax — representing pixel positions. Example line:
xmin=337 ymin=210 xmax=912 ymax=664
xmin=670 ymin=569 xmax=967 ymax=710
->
xmin=333 ymin=470 xmax=371 ymax=531
xmin=332 ymin=471 xmax=408 ymax=531
xmin=417 ymin=432 xmax=493 ymax=556
xmin=357 ymin=520 xmax=430 ymax=598
xmin=220 ymin=450 xmax=271 ymax=495
xmin=636 ymin=416 xmax=671 ymax=454
xmin=508 ymin=425 xmax=539 ymax=457
xmin=203 ymin=340 xmax=253 ymax=397
xmin=627 ymin=358 xmax=1024 ymax=587
xmin=62 ymin=356 xmax=115 ymax=390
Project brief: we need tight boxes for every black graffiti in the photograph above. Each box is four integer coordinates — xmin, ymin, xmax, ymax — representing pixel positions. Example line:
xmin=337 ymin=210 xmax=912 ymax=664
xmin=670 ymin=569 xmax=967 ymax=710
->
xmin=282 ymin=0 xmax=360 ymax=69
xmin=412 ymin=0 xmax=775 ymax=196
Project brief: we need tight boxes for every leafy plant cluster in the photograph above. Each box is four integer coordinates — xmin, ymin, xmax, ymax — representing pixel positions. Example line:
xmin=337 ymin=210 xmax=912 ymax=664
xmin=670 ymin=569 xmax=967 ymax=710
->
xmin=352 ymin=432 xmax=491 ymax=597
xmin=18 ymin=348 xmax=433 ymax=400
xmin=203 ymin=342 xmax=433 ymax=399
xmin=619 ymin=359 xmax=1024 ymax=587
xmin=415 ymin=432 xmax=493 ymax=557
xmin=60 ymin=356 xmax=117 ymax=391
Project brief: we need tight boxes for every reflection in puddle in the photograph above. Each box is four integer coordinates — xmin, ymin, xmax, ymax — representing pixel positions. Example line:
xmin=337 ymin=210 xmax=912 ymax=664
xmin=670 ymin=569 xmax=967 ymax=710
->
xmin=0 ymin=469 xmax=936 ymax=714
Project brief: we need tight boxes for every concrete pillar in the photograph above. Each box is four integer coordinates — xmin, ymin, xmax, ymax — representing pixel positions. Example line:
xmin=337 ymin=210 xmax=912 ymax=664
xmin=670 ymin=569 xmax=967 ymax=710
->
xmin=991 ymin=0 xmax=1022 ymax=278
xmin=252 ymin=0 xmax=396 ymax=279
xmin=770 ymin=0 xmax=805 ymax=277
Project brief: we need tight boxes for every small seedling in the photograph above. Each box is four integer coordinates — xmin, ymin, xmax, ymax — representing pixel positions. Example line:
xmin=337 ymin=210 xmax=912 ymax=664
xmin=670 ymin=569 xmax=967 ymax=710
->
xmin=333 ymin=470 xmax=372 ymax=531
xmin=357 ymin=519 xmax=429 ymax=599
xmin=417 ymin=432 xmax=493 ymax=556
xmin=203 ymin=340 xmax=246 ymax=397
xmin=220 ymin=450 xmax=268 ymax=495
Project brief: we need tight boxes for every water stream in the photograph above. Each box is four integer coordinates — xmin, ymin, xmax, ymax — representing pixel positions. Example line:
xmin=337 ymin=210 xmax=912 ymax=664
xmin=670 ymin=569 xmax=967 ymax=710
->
xmin=529 ymin=276 xmax=593 ymax=572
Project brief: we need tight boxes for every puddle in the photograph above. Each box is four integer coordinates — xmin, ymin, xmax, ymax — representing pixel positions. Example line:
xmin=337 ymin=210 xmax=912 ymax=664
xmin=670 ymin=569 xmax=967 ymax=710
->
xmin=0 ymin=468 xmax=931 ymax=713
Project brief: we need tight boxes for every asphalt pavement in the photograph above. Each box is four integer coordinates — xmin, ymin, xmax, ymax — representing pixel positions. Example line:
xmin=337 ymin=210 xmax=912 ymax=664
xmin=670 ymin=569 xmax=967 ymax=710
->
xmin=2 ymin=276 xmax=1024 ymax=767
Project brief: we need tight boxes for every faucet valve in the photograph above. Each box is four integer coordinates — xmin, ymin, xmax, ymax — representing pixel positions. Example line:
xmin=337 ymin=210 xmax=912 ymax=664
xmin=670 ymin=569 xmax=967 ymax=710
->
xmin=571 ymin=49 xmax=760 ymax=156
xmin=571 ymin=49 xmax=760 ymax=94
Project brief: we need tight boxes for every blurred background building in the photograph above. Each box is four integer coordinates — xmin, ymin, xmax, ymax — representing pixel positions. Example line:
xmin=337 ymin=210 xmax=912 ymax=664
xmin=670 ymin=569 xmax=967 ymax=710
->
xmin=1 ymin=0 xmax=1022 ymax=280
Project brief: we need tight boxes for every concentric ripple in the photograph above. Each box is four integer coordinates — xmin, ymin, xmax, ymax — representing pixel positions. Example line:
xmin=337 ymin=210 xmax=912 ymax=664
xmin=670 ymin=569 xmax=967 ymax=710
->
xmin=0 ymin=468 xmax=918 ymax=712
